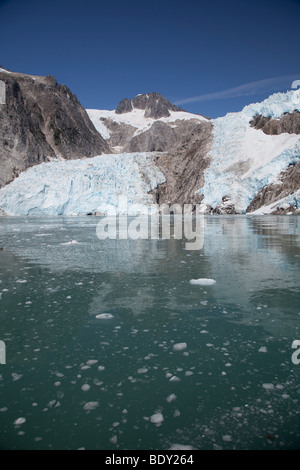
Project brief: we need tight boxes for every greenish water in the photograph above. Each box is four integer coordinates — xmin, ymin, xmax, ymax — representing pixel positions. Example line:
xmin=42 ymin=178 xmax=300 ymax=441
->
xmin=0 ymin=215 xmax=299 ymax=450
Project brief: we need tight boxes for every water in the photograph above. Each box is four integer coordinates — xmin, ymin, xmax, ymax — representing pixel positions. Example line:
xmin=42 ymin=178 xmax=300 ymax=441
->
xmin=0 ymin=215 xmax=299 ymax=450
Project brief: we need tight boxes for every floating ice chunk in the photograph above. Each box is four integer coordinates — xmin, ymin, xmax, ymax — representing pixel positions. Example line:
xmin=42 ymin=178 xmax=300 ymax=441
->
xmin=170 ymin=444 xmax=194 ymax=450
xmin=11 ymin=373 xmax=23 ymax=381
xmin=150 ymin=412 xmax=164 ymax=425
xmin=169 ymin=376 xmax=181 ymax=382
xmin=222 ymin=435 xmax=233 ymax=442
xmin=61 ymin=240 xmax=79 ymax=246
xmin=173 ymin=342 xmax=187 ymax=351
xmin=86 ymin=360 xmax=98 ymax=366
xmin=166 ymin=394 xmax=177 ymax=403
xmin=137 ymin=368 xmax=148 ymax=374
xmin=83 ymin=401 xmax=99 ymax=411
xmin=189 ymin=279 xmax=216 ymax=286
xmin=81 ymin=384 xmax=91 ymax=392
xmin=262 ymin=383 xmax=275 ymax=390
xmin=259 ymin=346 xmax=268 ymax=353
xmin=97 ymin=366 xmax=105 ymax=372
xmin=95 ymin=313 xmax=114 ymax=319
xmin=14 ymin=417 xmax=26 ymax=425
xmin=110 ymin=435 xmax=118 ymax=444
xmin=16 ymin=279 xmax=27 ymax=284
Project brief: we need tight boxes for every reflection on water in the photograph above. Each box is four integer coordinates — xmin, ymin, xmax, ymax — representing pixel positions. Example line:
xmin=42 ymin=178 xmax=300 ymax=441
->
xmin=0 ymin=216 xmax=299 ymax=450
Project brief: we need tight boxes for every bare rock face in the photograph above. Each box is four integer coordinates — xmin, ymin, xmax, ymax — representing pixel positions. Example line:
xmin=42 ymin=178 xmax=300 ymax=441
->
xmin=246 ymin=161 xmax=300 ymax=213
xmin=150 ymin=121 xmax=213 ymax=207
xmin=250 ymin=111 xmax=300 ymax=135
xmin=115 ymin=92 xmax=182 ymax=119
xmin=0 ymin=68 xmax=110 ymax=187
xmin=99 ymin=118 xmax=137 ymax=150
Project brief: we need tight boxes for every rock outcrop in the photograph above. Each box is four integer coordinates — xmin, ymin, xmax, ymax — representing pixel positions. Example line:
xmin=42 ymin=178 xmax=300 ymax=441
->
xmin=150 ymin=121 xmax=213 ymax=207
xmin=250 ymin=111 xmax=300 ymax=135
xmin=0 ymin=67 xmax=110 ymax=187
xmin=246 ymin=161 xmax=300 ymax=213
xmin=115 ymin=92 xmax=183 ymax=119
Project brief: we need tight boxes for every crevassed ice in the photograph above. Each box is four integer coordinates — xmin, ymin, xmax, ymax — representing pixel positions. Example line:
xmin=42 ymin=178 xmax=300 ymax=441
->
xmin=0 ymin=153 xmax=166 ymax=216
xmin=200 ymin=89 xmax=300 ymax=212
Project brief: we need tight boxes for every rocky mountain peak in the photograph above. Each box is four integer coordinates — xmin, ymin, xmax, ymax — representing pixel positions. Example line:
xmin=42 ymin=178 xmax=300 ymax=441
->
xmin=115 ymin=92 xmax=184 ymax=119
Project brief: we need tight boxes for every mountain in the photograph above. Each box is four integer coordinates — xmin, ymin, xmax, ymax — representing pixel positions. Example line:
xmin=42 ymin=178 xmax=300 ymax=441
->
xmin=0 ymin=70 xmax=299 ymax=216
xmin=115 ymin=92 xmax=184 ymax=118
xmin=0 ymin=66 xmax=110 ymax=188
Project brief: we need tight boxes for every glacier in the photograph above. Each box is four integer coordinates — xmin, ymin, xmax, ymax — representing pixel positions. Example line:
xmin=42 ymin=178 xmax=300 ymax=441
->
xmin=199 ymin=89 xmax=300 ymax=213
xmin=0 ymin=153 xmax=166 ymax=216
xmin=0 ymin=89 xmax=299 ymax=217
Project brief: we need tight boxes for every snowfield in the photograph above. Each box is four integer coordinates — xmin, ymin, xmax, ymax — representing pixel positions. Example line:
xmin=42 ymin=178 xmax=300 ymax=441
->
xmin=0 ymin=153 xmax=165 ymax=216
xmin=87 ymin=108 xmax=208 ymax=140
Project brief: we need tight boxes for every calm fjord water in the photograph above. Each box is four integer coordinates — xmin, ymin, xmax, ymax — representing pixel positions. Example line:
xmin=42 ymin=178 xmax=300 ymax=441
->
xmin=0 ymin=216 xmax=299 ymax=450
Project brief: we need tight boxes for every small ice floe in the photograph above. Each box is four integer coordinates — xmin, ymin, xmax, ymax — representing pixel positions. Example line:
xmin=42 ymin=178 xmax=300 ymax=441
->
xmin=222 ymin=435 xmax=233 ymax=442
xmin=86 ymin=360 xmax=98 ymax=366
xmin=16 ymin=279 xmax=27 ymax=284
xmin=189 ymin=279 xmax=216 ymax=286
xmin=98 ymin=365 xmax=105 ymax=372
xmin=14 ymin=417 xmax=26 ymax=426
xmin=169 ymin=375 xmax=181 ymax=382
xmin=150 ymin=412 xmax=164 ymax=425
xmin=173 ymin=343 xmax=187 ymax=351
xmin=137 ymin=368 xmax=148 ymax=374
xmin=61 ymin=240 xmax=80 ymax=246
xmin=83 ymin=401 xmax=99 ymax=411
xmin=259 ymin=346 xmax=268 ymax=353
xmin=81 ymin=384 xmax=91 ymax=392
xmin=11 ymin=373 xmax=23 ymax=381
xmin=95 ymin=313 xmax=114 ymax=320
xmin=262 ymin=383 xmax=275 ymax=390
xmin=170 ymin=444 xmax=194 ymax=450
xmin=166 ymin=394 xmax=177 ymax=403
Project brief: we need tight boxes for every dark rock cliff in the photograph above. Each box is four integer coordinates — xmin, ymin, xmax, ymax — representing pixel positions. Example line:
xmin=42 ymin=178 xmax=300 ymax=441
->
xmin=250 ymin=111 xmax=300 ymax=135
xmin=0 ymin=68 xmax=110 ymax=187
xmin=150 ymin=121 xmax=213 ymax=207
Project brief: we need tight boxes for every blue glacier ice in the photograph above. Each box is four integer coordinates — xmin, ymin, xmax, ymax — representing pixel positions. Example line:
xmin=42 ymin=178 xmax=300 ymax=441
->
xmin=0 ymin=153 xmax=165 ymax=216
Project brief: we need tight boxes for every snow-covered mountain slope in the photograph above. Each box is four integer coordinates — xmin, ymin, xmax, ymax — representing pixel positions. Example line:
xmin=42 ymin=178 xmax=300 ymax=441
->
xmin=199 ymin=89 xmax=300 ymax=213
xmin=87 ymin=108 xmax=208 ymax=137
xmin=87 ymin=107 xmax=208 ymax=153
xmin=0 ymin=153 xmax=165 ymax=216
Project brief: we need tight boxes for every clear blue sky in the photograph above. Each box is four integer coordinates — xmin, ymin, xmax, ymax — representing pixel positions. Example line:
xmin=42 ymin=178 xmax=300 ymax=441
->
xmin=0 ymin=0 xmax=299 ymax=118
